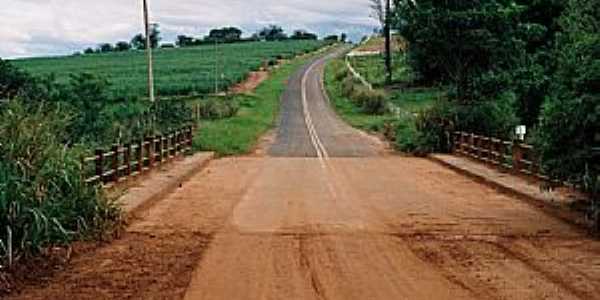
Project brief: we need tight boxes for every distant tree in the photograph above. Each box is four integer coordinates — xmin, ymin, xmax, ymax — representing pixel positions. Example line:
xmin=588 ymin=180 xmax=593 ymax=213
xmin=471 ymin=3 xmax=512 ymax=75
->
xmin=176 ymin=35 xmax=196 ymax=47
xmin=130 ymin=23 xmax=160 ymax=50
xmin=160 ymin=43 xmax=175 ymax=49
xmin=115 ymin=41 xmax=131 ymax=52
xmin=291 ymin=30 xmax=318 ymax=40
xmin=341 ymin=33 xmax=348 ymax=42
xmin=207 ymin=27 xmax=243 ymax=43
xmin=258 ymin=25 xmax=288 ymax=41
xmin=84 ymin=47 xmax=95 ymax=55
xmin=324 ymin=35 xmax=339 ymax=42
xmin=99 ymin=43 xmax=114 ymax=53
xmin=369 ymin=0 xmax=386 ymax=30
xmin=130 ymin=34 xmax=145 ymax=50
xmin=149 ymin=23 xmax=161 ymax=49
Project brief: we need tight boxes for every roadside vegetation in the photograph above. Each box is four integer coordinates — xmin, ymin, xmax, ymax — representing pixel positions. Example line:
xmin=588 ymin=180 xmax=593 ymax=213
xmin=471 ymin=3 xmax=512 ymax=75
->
xmin=194 ymin=50 xmax=330 ymax=156
xmin=331 ymin=0 xmax=598 ymax=227
xmin=0 ymin=25 xmax=338 ymax=276
xmin=325 ymin=54 xmax=444 ymax=154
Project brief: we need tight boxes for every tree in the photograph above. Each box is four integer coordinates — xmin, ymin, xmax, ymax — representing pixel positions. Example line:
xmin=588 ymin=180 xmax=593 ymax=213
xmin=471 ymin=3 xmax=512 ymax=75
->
xmin=84 ymin=47 xmax=95 ymax=55
xmin=536 ymin=0 xmax=600 ymax=189
xmin=149 ymin=23 xmax=161 ymax=49
xmin=394 ymin=0 xmax=525 ymax=102
xmin=341 ymin=33 xmax=348 ymax=43
xmin=99 ymin=43 xmax=114 ymax=53
xmin=371 ymin=0 xmax=392 ymax=83
xmin=207 ymin=27 xmax=243 ymax=43
xmin=131 ymin=34 xmax=145 ymax=50
xmin=324 ymin=35 xmax=339 ymax=42
xmin=291 ymin=30 xmax=318 ymax=40
xmin=370 ymin=0 xmax=386 ymax=29
xmin=131 ymin=23 xmax=160 ymax=50
xmin=258 ymin=25 xmax=287 ymax=41
xmin=115 ymin=41 xmax=131 ymax=52
xmin=176 ymin=35 xmax=196 ymax=47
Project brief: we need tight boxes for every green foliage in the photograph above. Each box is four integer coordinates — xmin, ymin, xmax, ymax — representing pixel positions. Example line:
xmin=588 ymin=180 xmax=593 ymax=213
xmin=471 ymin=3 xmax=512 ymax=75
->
xmin=207 ymin=27 xmax=243 ymax=43
xmin=395 ymin=0 xmax=525 ymax=102
xmin=0 ymin=101 xmax=120 ymax=265
xmin=455 ymin=92 xmax=520 ymax=139
xmin=195 ymin=97 xmax=240 ymax=120
xmin=395 ymin=101 xmax=455 ymax=154
xmin=193 ymin=56 xmax=314 ymax=155
xmin=258 ymin=25 xmax=288 ymax=41
xmin=13 ymin=40 xmax=327 ymax=99
xmin=536 ymin=0 xmax=599 ymax=189
xmin=347 ymin=54 xmax=412 ymax=87
xmin=350 ymin=87 xmax=388 ymax=115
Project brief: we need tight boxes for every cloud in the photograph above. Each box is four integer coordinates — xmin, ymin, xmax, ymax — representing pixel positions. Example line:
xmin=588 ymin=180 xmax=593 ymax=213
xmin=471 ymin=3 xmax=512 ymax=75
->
xmin=0 ymin=0 xmax=377 ymax=58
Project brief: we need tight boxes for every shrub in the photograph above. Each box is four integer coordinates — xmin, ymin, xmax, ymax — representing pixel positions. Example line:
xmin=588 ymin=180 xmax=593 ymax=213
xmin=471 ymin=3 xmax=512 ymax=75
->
xmin=455 ymin=91 xmax=520 ymax=139
xmin=197 ymin=97 xmax=239 ymax=120
xmin=0 ymin=101 xmax=121 ymax=267
xmin=353 ymin=88 xmax=388 ymax=115
xmin=341 ymin=76 xmax=356 ymax=98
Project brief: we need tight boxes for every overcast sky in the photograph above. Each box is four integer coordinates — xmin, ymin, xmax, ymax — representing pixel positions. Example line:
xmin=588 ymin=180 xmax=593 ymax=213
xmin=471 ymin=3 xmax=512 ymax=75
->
xmin=0 ymin=0 xmax=377 ymax=59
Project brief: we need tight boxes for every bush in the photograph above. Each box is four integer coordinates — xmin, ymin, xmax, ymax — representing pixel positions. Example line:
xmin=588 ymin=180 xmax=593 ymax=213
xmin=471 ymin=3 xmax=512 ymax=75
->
xmin=455 ymin=91 xmax=520 ymax=139
xmin=351 ymin=88 xmax=388 ymax=115
xmin=341 ymin=76 xmax=356 ymax=98
xmin=197 ymin=97 xmax=239 ymax=120
xmin=0 ymin=102 xmax=121 ymax=267
xmin=355 ymin=88 xmax=388 ymax=115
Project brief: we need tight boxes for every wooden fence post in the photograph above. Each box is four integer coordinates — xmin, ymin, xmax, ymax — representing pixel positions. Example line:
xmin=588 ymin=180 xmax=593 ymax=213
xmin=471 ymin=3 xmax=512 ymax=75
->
xmin=146 ymin=136 xmax=154 ymax=167
xmin=188 ymin=126 xmax=193 ymax=150
xmin=137 ymin=139 xmax=143 ymax=174
xmin=111 ymin=145 xmax=119 ymax=183
xmin=512 ymin=142 xmax=523 ymax=174
xmin=124 ymin=143 xmax=132 ymax=178
xmin=95 ymin=149 xmax=104 ymax=184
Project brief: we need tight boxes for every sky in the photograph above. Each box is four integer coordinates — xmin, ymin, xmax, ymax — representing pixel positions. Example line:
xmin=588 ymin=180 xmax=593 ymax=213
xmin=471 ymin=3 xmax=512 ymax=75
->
xmin=0 ymin=0 xmax=378 ymax=59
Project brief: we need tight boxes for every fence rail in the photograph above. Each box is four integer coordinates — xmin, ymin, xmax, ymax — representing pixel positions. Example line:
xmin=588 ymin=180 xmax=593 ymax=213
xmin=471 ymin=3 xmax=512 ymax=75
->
xmin=83 ymin=125 xmax=194 ymax=185
xmin=452 ymin=131 xmax=548 ymax=181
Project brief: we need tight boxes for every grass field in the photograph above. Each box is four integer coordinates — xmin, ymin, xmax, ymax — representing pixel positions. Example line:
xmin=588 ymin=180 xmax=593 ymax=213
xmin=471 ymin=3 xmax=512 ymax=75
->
xmin=12 ymin=40 xmax=327 ymax=99
xmin=193 ymin=50 xmax=324 ymax=156
xmin=347 ymin=53 xmax=413 ymax=87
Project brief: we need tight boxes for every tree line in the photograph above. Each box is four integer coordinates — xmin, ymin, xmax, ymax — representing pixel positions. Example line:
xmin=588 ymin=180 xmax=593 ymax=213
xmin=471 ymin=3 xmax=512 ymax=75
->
xmin=387 ymin=0 xmax=598 ymax=204
xmin=80 ymin=24 xmax=346 ymax=54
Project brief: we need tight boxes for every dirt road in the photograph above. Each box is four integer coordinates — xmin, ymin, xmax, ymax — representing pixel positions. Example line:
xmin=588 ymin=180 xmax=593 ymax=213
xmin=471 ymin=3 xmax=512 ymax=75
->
xmin=11 ymin=50 xmax=600 ymax=300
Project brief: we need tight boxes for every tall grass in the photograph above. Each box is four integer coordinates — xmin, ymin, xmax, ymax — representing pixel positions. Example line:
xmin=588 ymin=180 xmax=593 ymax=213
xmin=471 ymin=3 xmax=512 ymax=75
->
xmin=0 ymin=101 xmax=120 ymax=268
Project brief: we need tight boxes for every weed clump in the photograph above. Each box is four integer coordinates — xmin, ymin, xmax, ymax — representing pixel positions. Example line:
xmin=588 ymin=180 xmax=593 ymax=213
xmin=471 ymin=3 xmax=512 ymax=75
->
xmin=0 ymin=101 xmax=121 ymax=269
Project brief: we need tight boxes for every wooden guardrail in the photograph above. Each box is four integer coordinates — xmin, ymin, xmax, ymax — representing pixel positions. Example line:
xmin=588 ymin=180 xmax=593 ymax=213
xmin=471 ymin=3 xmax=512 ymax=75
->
xmin=452 ymin=131 xmax=547 ymax=181
xmin=82 ymin=125 xmax=194 ymax=185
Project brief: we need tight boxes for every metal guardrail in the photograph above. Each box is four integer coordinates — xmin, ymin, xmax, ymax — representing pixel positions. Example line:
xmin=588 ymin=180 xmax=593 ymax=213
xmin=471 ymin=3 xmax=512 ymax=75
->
xmin=82 ymin=125 xmax=194 ymax=185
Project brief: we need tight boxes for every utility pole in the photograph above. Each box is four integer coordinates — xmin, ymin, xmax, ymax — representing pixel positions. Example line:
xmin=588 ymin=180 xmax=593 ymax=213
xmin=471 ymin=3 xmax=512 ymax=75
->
xmin=143 ymin=0 xmax=155 ymax=102
xmin=384 ymin=0 xmax=392 ymax=84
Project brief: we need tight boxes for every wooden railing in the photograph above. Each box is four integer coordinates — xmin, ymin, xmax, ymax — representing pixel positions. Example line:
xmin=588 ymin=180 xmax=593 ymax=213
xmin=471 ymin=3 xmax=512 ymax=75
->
xmin=82 ymin=126 xmax=194 ymax=185
xmin=452 ymin=131 xmax=547 ymax=181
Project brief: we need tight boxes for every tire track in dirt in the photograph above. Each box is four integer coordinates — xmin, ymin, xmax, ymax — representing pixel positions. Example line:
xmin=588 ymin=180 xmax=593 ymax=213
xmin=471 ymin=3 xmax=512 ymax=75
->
xmin=401 ymin=233 xmax=596 ymax=300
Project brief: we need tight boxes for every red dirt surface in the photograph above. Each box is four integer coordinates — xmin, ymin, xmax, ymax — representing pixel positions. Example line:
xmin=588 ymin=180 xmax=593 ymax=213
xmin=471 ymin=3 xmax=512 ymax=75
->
xmin=231 ymin=71 xmax=268 ymax=94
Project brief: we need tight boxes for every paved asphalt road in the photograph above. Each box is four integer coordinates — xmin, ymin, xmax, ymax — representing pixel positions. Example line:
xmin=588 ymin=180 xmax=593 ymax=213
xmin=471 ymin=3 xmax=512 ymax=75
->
xmin=268 ymin=47 xmax=384 ymax=158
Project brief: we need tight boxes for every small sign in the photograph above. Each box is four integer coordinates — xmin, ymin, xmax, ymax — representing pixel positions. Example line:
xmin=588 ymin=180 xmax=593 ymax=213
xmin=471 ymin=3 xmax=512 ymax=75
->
xmin=515 ymin=125 xmax=527 ymax=141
